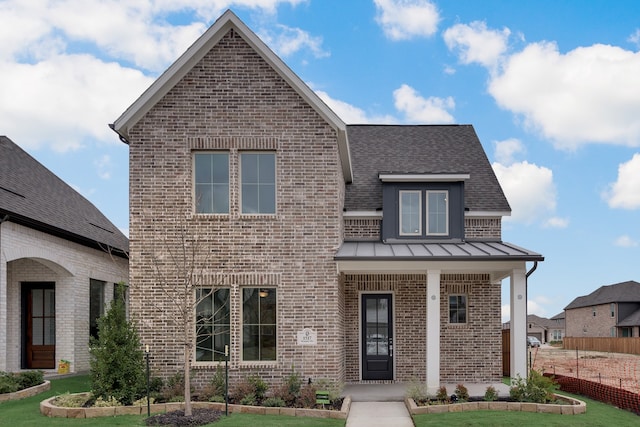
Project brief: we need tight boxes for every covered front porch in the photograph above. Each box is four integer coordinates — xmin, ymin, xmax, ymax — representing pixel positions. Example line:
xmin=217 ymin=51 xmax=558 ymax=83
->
xmin=336 ymin=240 xmax=543 ymax=393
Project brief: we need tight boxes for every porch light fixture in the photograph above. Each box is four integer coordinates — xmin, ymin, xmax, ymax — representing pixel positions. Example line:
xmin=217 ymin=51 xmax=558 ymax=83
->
xmin=259 ymin=289 xmax=269 ymax=298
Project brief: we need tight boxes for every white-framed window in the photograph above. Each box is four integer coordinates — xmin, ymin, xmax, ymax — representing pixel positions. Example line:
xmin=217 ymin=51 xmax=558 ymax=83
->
xmin=449 ymin=294 xmax=467 ymax=324
xmin=195 ymin=288 xmax=230 ymax=362
xmin=194 ymin=152 xmax=229 ymax=214
xmin=240 ymin=152 xmax=276 ymax=214
xmin=610 ymin=303 xmax=615 ymax=318
xmin=242 ymin=288 xmax=277 ymax=361
xmin=399 ymin=190 xmax=421 ymax=235
xmin=610 ymin=327 xmax=616 ymax=337
xmin=593 ymin=308 xmax=597 ymax=317
xmin=426 ymin=190 xmax=448 ymax=235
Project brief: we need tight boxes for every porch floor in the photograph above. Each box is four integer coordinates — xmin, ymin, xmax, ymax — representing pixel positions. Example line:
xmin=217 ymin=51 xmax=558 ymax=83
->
xmin=343 ymin=382 xmax=511 ymax=402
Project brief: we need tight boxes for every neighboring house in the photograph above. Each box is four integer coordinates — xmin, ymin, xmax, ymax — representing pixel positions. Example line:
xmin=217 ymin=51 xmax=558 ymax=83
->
xmin=565 ymin=280 xmax=640 ymax=338
xmin=0 ymin=136 xmax=129 ymax=373
xmin=549 ymin=312 xmax=566 ymax=342
xmin=503 ymin=313 xmax=565 ymax=343
xmin=111 ymin=10 xmax=543 ymax=392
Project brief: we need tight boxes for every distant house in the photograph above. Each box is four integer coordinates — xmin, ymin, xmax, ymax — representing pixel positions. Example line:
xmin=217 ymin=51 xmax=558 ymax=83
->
xmin=0 ymin=136 xmax=129 ymax=373
xmin=111 ymin=10 xmax=543 ymax=392
xmin=565 ymin=280 xmax=640 ymax=338
xmin=502 ymin=313 xmax=564 ymax=343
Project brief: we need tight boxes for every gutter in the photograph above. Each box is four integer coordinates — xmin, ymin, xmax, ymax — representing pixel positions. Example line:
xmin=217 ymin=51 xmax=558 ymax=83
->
xmin=525 ymin=261 xmax=539 ymax=374
xmin=108 ymin=123 xmax=130 ymax=145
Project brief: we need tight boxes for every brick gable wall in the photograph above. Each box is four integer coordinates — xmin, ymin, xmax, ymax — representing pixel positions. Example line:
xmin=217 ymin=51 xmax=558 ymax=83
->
xmin=127 ymin=29 xmax=345 ymax=387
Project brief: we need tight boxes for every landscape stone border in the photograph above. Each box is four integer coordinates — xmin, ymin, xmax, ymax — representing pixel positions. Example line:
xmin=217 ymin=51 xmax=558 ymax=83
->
xmin=40 ymin=393 xmax=352 ymax=420
xmin=0 ymin=380 xmax=51 ymax=402
xmin=406 ymin=393 xmax=586 ymax=415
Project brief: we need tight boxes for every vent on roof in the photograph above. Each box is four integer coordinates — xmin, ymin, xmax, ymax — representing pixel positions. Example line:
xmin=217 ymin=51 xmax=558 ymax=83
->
xmin=89 ymin=222 xmax=114 ymax=234
xmin=0 ymin=186 xmax=25 ymax=198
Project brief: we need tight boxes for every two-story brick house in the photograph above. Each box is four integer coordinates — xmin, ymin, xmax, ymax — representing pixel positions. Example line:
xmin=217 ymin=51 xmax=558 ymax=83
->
xmin=0 ymin=136 xmax=129 ymax=373
xmin=112 ymin=10 xmax=542 ymax=392
xmin=565 ymin=280 xmax=640 ymax=338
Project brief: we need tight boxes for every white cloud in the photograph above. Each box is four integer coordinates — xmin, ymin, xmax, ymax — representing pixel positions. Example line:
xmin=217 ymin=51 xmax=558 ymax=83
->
xmin=614 ymin=235 xmax=638 ymax=247
xmin=259 ymin=24 xmax=329 ymax=58
xmin=315 ymin=90 xmax=396 ymax=124
xmin=604 ymin=153 xmax=640 ymax=209
xmin=443 ymin=21 xmax=510 ymax=68
xmin=489 ymin=42 xmax=640 ymax=149
xmin=494 ymin=138 xmax=525 ymax=165
xmin=501 ymin=299 xmax=549 ymax=323
xmin=543 ymin=217 xmax=569 ymax=229
xmin=0 ymin=54 xmax=154 ymax=151
xmin=628 ymin=29 xmax=640 ymax=47
xmin=492 ymin=161 xmax=557 ymax=225
xmin=95 ymin=154 xmax=112 ymax=180
xmin=374 ymin=0 xmax=439 ymax=40
xmin=393 ymin=84 xmax=455 ymax=123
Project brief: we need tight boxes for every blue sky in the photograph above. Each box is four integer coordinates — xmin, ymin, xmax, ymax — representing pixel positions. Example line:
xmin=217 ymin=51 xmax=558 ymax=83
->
xmin=1 ymin=0 xmax=639 ymax=321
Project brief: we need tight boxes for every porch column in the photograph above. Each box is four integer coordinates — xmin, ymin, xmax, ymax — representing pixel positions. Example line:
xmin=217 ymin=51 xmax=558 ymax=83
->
xmin=509 ymin=268 xmax=527 ymax=379
xmin=426 ymin=270 xmax=440 ymax=393
xmin=0 ymin=254 xmax=6 ymax=371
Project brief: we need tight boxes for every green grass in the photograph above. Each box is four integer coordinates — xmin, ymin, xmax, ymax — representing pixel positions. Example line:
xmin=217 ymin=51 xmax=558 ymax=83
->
xmin=413 ymin=393 xmax=640 ymax=426
xmin=3 ymin=376 xmax=639 ymax=426
xmin=0 ymin=375 xmax=345 ymax=426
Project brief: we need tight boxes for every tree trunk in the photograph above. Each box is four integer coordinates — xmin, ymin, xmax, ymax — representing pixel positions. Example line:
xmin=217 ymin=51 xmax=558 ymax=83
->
xmin=184 ymin=344 xmax=192 ymax=416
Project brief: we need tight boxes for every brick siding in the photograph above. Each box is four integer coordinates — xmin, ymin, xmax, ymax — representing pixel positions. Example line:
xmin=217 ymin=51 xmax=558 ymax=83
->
xmin=565 ymin=304 xmax=618 ymax=337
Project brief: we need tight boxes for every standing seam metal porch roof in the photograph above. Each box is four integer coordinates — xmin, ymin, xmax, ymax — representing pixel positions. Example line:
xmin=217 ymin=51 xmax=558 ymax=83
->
xmin=335 ymin=241 xmax=544 ymax=261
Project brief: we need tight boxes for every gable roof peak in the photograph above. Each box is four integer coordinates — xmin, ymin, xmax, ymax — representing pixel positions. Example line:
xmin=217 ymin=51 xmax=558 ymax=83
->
xmin=111 ymin=9 xmax=352 ymax=181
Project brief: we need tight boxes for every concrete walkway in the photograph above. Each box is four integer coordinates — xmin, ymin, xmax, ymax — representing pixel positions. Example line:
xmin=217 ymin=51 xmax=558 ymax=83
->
xmin=343 ymin=382 xmax=511 ymax=427
xmin=346 ymin=402 xmax=413 ymax=427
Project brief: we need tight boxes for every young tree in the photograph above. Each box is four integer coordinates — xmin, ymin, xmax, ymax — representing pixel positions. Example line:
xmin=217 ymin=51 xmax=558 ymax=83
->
xmin=89 ymin=283 xmax=145 ymax=405
xmin=150 ymin=221 xmax=226 ymax=416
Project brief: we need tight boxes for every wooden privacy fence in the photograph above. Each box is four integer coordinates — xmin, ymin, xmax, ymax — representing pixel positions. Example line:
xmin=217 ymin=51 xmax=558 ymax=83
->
xmin=564 ymin=337 xmax=640 ymax=355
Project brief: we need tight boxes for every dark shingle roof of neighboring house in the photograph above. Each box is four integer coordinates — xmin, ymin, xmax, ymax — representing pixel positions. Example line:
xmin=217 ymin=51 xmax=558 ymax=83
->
xmin=564 ymin=281 xmax=640 ymax=310
xmin=0 ymin=136 xmax=129 ymax=257
xmin=344 ymin=124 xmax=511 ymax=213
xmin=618 ymin=308 xmax=640 ymax=327
xmin=550 ymin=312 xmax=565 ymax=320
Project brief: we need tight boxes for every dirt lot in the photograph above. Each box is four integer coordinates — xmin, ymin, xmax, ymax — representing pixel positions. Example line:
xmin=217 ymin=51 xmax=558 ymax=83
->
xmin=531 ymin=345 xmax=640 ymax=394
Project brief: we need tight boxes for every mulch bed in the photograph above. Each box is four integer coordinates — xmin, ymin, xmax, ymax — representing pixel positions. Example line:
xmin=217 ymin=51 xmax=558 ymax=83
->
xmin=145 ymin=408 xmax=223 ymax=426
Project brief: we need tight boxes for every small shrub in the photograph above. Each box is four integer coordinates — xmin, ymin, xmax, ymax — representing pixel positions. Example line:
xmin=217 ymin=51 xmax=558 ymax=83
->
xmin=16 ymin=370 xmax=44 ymax=389
xmin=313 ymin=379 xmax=343 ymax=403
xmin=270 ymin=382 xmax=296 ymax=406
xmin=54 ymin=392 xmax=90 ymax=407
xmin=509 ymin=370 xmax=558 ymax=403
xmin=284 ymin=369 xmax=302 ymax=397
xmin=161 ymin=371 xmax=192 ymax=402
xmin=240 ymin=393 xmax=257 ymax=406
xmin=454 ymin=384 xmax=469 ymax=402
xmin=262 ymin=396 xmax=286 ymax=407
xmin=201 ymin=365 xmax=226 ymax=402
xmin=93 ymin=396 xmax=122 ymax=407
xmin=133 ymin=396 xmax=155 ymax=406
xmin=0 ymin=372 xmax=19 ymax=394
xmin=298 ymin=383 xmax=318 ymax=408
xmin=435 ymin=385 xmax=449 ymax=403
xmin=209 ymin=395 xmax=225 ymax=403
xmin=248 ymin=375 xmax=268 ymax=400
xmin=483 ymin=385 xmax=498 ymax=402
xmin=231 ymin=377 xmax=256 ymax=403
xmin=406 ymin=378 xmax=429 ymax=403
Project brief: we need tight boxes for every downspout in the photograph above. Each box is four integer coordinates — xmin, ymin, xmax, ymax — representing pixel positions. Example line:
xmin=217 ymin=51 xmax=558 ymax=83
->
xmin=525 ymin=261 xmax=538 ymax=374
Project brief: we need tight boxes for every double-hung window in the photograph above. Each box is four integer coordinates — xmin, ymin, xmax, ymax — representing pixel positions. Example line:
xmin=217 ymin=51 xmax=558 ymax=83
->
xmin=195 ymin=288 xmax=230 ymax=362
xmin=240 ymin=153 xmax=275 ymax=214
xmin=427 ymin=190 xmax=448 ymax=235
xmin=242 ymin=288 xmax=277 ymax=361
xmin=89 ymin=279 xmax=105 ymax=340
xmin=194 ymin=153 xmax=229 ymax=214
xmin=449 ymin=295 xmax=467 ymax=324
xmin=399 ymin=191 xmax=421 ymax=235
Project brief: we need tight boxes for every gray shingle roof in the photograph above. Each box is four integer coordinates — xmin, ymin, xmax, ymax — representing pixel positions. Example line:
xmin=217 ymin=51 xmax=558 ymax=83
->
xmin=618 ymin=308 xmax=640 ymax=327
xmin=0 ymin=136 xmax=129 ymax=256
xmin=344 ymin=124 xmax=510 ymax=212
xmin=564 ymin=281 xmax=640 ymax=310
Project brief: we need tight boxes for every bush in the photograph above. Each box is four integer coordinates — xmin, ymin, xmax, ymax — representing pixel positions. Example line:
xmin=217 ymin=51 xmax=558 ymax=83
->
xmin=54 ymin=392 xmax=90 ymax=407
xmin=201 ymin=365 xmax=226 ymax=402
xmin=240 ymin=393 xmax=257 ymax=406
xmin=435 ymin=385 xmax=449 ymax=403
xmin=262 ymin=396 xmax=286 ymax=407
xmin=406 ymin=378 xmax=429 ymax=404
xmin=454 ymin=384 xmax=469 ymax=402
xmin=298 ymin=383 xmax=318 ymax=408
xmin=510 ymin=370 xmax=558 ymax=403
xmin=313 ymin=379 xmax=343 ymax=403
xmin=0 ymin=370 xmax=44 ymax=394
xmin=483 ymin=385 xmax=498 ymax=401
xmin=90 ymin=283 xmax=146 ymax=406
xmin=248 ymin=375 xmax=268 ymax=400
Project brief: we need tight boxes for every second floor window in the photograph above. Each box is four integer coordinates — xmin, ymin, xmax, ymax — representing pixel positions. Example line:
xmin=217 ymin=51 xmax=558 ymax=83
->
xmin=400 ymin=191 xmax=421 ymax=235
xmin=241 ymin=153 xmax=276 ymax=214
xmin=194 ymin=153 xmax=229 ymax=214
xmin=427 ymin=191 xmax=448 ymax=235
xmin=449 ymin=294 xmax=467 ymax=324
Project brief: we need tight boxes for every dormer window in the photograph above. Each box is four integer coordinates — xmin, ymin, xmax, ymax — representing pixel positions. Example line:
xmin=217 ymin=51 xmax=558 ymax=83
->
xmin=379 ymin=173 xmax=467 ymax=242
